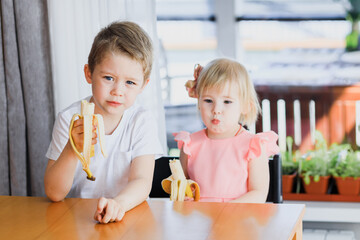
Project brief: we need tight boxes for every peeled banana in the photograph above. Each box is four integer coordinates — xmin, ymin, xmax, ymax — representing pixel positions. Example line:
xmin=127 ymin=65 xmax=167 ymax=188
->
xmin=69 ymin=100 xmax=107 ymax=181
xmin=161 ymin=159 xmax=200 ymax=201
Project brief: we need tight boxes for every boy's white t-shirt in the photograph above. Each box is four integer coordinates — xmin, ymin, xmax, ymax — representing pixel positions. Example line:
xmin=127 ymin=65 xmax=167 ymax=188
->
xmin=46 ymin=97 xmax=164 ymax=199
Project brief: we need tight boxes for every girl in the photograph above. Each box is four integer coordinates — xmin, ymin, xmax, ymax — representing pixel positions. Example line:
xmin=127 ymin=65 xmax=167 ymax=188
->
xmin=174 ymin=58 xmax=279 ymax=203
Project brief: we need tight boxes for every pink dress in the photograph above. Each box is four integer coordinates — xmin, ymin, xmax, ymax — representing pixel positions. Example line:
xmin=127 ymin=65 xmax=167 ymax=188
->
xmin=173 ymin=129 xmax=280 ymax=202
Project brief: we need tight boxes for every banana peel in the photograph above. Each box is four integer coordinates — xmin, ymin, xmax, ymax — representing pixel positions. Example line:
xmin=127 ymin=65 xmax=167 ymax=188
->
xmin=69 ymin=100 xmax=107 ymax=181
xmin=161 ymin=159 xmax=200 ymax=201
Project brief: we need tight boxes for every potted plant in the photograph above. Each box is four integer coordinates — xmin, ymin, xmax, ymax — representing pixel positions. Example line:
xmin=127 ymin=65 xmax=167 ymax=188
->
xmin=343 ymin=0 xmax=360 ymax=51
xmin=329 ymin=148 xmax=360 ymax=195
xmin=281 ymin=136 xmax=299 ymax=193
xmin=299 ymin=131 xmax=331 ymax=194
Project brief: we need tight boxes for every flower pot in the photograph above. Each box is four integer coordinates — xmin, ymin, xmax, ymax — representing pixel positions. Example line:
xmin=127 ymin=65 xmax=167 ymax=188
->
xmin=346 ymin=12 xmax=360 ymax=52
xmin=282 ymin=174 xmax=296 ymax=193
xmin=346 ymin=21 xmax=360 ymax=51
xmin=334 ymin=176 xmax=360 ymax=196
xmin=301 ymin=175 xmax=330 ymax=195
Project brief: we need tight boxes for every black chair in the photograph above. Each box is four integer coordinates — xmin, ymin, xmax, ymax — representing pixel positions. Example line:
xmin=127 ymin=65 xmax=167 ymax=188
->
xmin=266 ymin=154 xmax=283 ymax=203
xmin=150 ymin=156 xmax=174 ymax=198
xmin=150 ymin=154 xmax=283 ymax=203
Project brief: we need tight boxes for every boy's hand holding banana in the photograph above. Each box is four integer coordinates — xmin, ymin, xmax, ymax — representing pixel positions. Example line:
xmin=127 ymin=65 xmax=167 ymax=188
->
xmin=69 ymin=100 xmax=107 ymax=181
xmin=161 ymin=159 xmax=200 ymax=201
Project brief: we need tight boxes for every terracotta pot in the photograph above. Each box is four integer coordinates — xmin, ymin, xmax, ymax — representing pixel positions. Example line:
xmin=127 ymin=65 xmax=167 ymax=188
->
xmin=334 ymin=176 xmax=360 ymax=196
xmin=282 ymin=174 xmax=296 ymax=193
xmin=301 ymin=175 xmax=330 ymax=195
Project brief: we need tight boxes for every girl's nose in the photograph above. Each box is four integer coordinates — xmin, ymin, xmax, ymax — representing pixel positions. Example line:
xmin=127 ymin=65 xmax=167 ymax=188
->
xmin=213 ymin=110 xmax=221 ymax=115
xmin=213 ymin=105 xmax=222 ymax=115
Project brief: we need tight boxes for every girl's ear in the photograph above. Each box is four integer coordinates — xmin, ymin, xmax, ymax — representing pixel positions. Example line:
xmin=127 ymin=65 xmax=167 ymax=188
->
xmin=84 ymin=64 xmax=92 ymax=84
xmin=241 ymin=102 xmax=251 ymax=115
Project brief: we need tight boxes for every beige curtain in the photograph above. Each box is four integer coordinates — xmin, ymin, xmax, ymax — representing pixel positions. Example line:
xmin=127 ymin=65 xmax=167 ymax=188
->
xmin=47 ymin=0 xmax=167 ymax=151
xmin=0 ymin=0 xmax=54 ymax=196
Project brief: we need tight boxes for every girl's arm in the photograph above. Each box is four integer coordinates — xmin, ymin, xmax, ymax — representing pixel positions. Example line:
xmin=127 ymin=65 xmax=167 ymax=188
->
xmin=179 ymin=148 xmax=189 ymax=178
xmin=230 ymin=144 xmax=270 ymax=203
xmin=93 ymin=154 xmax=155 ymax=224
xmin=44 ymin=141 xmax=79 ymax=202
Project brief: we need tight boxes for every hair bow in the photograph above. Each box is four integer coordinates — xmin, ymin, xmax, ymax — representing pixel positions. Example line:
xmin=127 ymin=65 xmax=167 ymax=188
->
xmin=185 ymin=64 xmax=203 ymax=98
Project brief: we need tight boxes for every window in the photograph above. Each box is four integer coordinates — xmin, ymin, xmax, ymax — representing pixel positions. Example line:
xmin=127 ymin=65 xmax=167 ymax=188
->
xmin=156 ymin=0 xmax=350 ymax=152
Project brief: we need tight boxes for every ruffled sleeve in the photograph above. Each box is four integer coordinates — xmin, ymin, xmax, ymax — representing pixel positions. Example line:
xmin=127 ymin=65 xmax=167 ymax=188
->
xmin=246 ymin=131 xmax=280 ymax=160
xmin=173 ymin=131 xmax=191 ymax=156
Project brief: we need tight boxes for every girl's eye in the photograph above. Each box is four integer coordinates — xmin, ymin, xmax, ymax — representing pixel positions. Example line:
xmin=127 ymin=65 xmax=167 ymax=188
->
xmin=126 ymin=80 xmax=136 ymax=85
xmin=224 ymin=100 xmax=232 ymax=104
xmin=204 ymin=99 xmax=213 ymax=103
xmin=104 ymin=76 xmax=113 ymax=81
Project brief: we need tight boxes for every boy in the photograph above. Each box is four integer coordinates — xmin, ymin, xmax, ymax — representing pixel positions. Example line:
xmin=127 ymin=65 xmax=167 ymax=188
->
xmin=44 ymin=21 xmax=163 ymax=223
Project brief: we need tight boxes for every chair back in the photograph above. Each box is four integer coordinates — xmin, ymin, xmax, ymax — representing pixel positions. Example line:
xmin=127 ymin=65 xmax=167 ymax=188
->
xmin=150 ymin=156 xmax=174 ymax=198
xmin=266 ymin=154 xmax=283 ymax=203
xmin=150 ymin=154 xmax=283 ymax=203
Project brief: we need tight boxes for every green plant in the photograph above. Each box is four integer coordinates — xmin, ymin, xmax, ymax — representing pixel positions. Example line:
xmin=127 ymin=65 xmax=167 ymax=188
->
xmin=342 ymin=0 xmax=360 ymax=50
xmin=299 ymin=131 xmax=331 ymax=185
xmin=329 ymin=149 xmax=360 ymax=179
xmin=281 ymin=136 xmax=299 ymax=175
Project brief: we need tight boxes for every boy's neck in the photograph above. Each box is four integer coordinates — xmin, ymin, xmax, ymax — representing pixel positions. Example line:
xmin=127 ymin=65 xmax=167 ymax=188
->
xmin=89 ymin=96 xmax=124 ymax=135
xmin=103 ymin=114 xmax=123 ymax=135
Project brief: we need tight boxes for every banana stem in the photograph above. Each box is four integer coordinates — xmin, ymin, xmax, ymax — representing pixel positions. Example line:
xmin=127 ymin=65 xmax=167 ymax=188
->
xmin=83 ymin=168 xmax=95 ymax=181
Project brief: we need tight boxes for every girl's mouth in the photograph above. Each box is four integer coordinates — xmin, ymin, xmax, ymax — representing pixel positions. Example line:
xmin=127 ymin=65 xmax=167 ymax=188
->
xmin=211 ymin=119 xmax=220 ymax=125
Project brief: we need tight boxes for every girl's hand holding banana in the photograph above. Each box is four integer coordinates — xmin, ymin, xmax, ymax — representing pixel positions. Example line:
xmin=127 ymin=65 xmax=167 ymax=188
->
xmin=69 ymin=100 xmax=107 ymax=181
xmin=161 ymin=159 xmax=200 ymax=201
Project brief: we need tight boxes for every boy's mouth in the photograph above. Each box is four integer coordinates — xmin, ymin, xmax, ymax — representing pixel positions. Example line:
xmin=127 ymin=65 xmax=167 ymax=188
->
xmin=107 ymin=101 xmax=122 ymax=107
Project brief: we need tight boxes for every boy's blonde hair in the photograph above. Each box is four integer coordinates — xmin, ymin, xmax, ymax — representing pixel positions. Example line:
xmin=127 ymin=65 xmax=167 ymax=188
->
xmin=196 ymin=58 xmax=261 ymax=126
xmin=87 ymin=21 xmax=153 ymax=81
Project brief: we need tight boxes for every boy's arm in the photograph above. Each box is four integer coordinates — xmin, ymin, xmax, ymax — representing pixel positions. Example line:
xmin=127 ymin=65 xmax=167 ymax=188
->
xmin=230 ymin=144 xmax=270 ymax=203
xmin=94 ymin=154 xmax=155 ymax=223
xmin=44 ymin=141 xmax=79 ymax=202
xmin=45 ymin=117 xmax=96 ymax=201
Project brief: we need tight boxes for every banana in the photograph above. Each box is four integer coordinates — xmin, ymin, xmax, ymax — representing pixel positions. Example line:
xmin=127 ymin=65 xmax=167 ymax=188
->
xmin=69 ymin=100 xmax=107 ymax=181
xmin=161 ymin=159 xmax=200 ymax=201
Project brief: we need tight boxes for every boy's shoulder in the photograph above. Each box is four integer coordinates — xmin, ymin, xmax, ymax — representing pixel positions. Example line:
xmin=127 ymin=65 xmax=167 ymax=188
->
xmin=61 ymin=99 xmax=82 ymax=113
xmin=57 ymin=98 xmax=86 ymax=119
xmin=124 ymin=104 xmax=154 ymax=122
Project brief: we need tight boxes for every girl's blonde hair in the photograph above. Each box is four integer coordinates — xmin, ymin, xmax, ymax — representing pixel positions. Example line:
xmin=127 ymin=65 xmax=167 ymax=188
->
xmin=196 ymin=58 xmax=261 ymax=126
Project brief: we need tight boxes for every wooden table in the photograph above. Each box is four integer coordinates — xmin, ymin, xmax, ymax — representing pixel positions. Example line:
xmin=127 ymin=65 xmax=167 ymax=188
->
xmin=0 ymin=196 xmax=305 ymax=240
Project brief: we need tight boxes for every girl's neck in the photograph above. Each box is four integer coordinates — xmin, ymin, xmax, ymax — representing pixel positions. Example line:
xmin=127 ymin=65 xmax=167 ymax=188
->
xmin=206 ymin=125 xmax=242 ymax=139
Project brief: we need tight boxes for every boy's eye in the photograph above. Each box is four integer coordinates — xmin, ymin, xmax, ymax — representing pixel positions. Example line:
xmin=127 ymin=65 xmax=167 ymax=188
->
xmin=204 ymin=99 xmax=213 ymax=103
xmin=224 ymin=100 xmax=232 ymax=104
xmin=126 ymin=80 xmax=136 ymax=85
xmin=104 ymin=76 xmax=113 ymax=81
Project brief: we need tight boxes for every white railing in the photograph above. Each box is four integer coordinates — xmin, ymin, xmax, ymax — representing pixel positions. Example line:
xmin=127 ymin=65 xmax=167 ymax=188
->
xmin=257 ymin=98 xmax=360 ymax=152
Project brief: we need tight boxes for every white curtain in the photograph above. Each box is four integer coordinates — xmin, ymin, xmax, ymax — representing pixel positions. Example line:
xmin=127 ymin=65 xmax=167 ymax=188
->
xmin=47 ymin=0 xmax=167 ymax=150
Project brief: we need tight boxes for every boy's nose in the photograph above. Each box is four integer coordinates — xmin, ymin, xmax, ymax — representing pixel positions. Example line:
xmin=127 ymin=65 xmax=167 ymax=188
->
xmin=111 ymin=82 xmax=125 ymax=96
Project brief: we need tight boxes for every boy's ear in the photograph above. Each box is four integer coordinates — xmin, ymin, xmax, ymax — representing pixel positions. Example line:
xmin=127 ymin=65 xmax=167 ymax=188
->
xmin=84 ymin=64 xmax=92 ymax=84
xmin=141 ymin=78 xmax=150 ymax=89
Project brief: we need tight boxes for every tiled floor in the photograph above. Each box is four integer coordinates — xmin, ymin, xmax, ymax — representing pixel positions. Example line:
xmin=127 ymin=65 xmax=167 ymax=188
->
xmin=304 ymin=229 xmax=356 ymax=240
